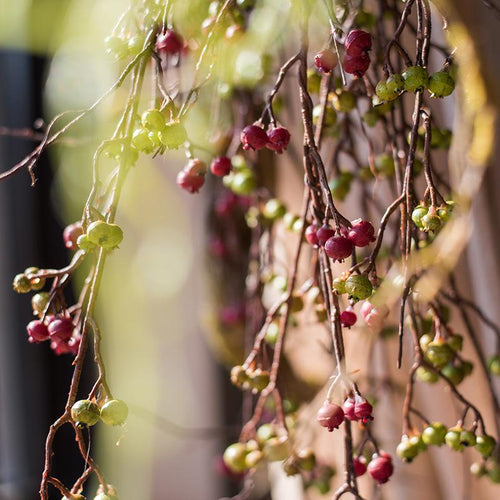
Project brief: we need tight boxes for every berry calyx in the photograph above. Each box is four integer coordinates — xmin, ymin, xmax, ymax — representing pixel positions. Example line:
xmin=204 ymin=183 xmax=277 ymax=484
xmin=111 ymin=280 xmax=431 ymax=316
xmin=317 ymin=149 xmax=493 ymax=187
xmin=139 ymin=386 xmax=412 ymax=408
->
xmin=266 ymin=126 xmax=291 ymax=154
xmin=367 ymin=452 xmax=394 ymax=484
xmin=240 ymin=125 xmax=268 ymax=151
xmin=316 ymin=224 xmax=336 ymax=246
xmin=314 ymin=49 xmax=338 ymax=73
xmin=340 ymin=310 xmax=357 ymax=328
xmin=324 ymin=235 xmax=353 ymax=261
xmin=343 ymin=53 xmax=370 ymax=77
xmin=27 ymin=320 xmax=50 ymax=343
xmin=100 ymin=399 xmax=129 ymax=426
xmin=156 ymin=29 xmax=183 ymax=55
xmin=71 ymin=400 xmax=101 ymax=427
xmin=347 ymin=219 xmax=375 ymax=247
xmin=87 ymin=221 xmax=124 ymax=249
xmin=317 ymin=400 xmax=345 ymax=431
xmin=63 ymin=222 xmax=84 ymax=251
xmin=48 ymin=317 xmax=74 ymax=342
xmin=210 ymin=156 xmax=232 ymax=177
xmin=345 ymin=30 xmax=372 ymax=56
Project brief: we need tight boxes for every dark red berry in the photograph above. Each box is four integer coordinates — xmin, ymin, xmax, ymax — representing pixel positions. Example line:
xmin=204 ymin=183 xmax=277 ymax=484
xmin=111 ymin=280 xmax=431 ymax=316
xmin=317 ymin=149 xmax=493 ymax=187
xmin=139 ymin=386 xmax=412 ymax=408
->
xmin=156 ymin=29 xmax=183 ymax=55
xmin=343 ymin=53 xmax=370 ymax=77
xmin=324 ymin=236 xmax=353 ymax=261
xmin=348 ymin=219 xmax=375 ymax=247
xmin=367 ymin=453 xmax=394 ymax=484
xmin=48 ymin=317 xmax=74 ymax=342
xmin=345 ymin=30 xmax=372 ymax=56
xmin=266 ymin=127 xmax=291 ymax=154
xmin=27 ymin=320 xmax=50 ymax=343
xmin=305 ymin=224 xmax=320 ymax=246
xmin=340 ymin=310 xmax=357 ymax=327
xmin=317 ymin=401 xmax=345 ymax=431
xmin=354 ymin=398 xmax=374 ymax=423
xmin=353 ymin=456 xmax=367 ymax=477
xmin=240 ymin=125 xmax=268 ymax=151
xmin=314 ymin=49 xmax=338 ymax=73
xmin=211 ymin=156 xmax=232 ymax=177
xmin=63 ymin=222 xmax=84 ymax=251
xmin=176 ymin=170 xmax=205 ymax=193
xmin=316 ymin=224 xmax=336 ymax=246
xmin=342 ymin=398 xmax=359 ymax=421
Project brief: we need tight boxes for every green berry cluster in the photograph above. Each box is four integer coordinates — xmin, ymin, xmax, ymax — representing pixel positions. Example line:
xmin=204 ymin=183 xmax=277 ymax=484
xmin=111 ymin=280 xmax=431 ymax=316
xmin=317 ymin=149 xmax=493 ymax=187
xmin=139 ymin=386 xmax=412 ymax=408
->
xmin=411 ymin=201 xmax=454 ymax=232
xmin=230 ymin=365 xmax=270 ymax=393
xmin=12 ymin=267 xmax=46 ymax=294
xmin=70 ymin=399 xmax=128 ymax=428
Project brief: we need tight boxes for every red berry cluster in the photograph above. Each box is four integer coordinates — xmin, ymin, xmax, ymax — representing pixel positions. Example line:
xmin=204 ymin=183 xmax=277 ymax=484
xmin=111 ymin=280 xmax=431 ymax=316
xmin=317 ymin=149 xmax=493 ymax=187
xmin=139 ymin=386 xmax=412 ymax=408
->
xmin=240 ymin=124 xmax=291 ymax=154
xmin=343 ymin=30 xmax=372 ymax=77
xmin=27 ymin=316 xmax=80 ymax=356
xmin=317 ymin=395 xmax=374 ymax=432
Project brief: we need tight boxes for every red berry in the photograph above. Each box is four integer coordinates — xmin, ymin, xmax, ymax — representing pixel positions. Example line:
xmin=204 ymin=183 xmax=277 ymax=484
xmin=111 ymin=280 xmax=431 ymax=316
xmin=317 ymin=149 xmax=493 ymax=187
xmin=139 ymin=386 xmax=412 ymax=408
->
xmin=342 ymin=398 xmax=359 ymax=421
xmin=156 ymin=29 xmax=183 ymax=55
xmin=360 ymin=301 xmax=389 ymax=329
xmin=211 ymin=156 xmax=232 ymax=177
xmin=266 ymin=127 xmax=291 ymax=154
xmin=354 ymin=397 xmax=374 ymax=423
xmin=317 ymin=401 xmax=345 ymax=431
xmin=343 ymin=53 xmax=370 ymax=77
xmin=324 ymin=236 xmax=353 ymax=261
xmin=48 ymin=317 xmax=74 ymax=342
xmin=185 ymin=158 xmax=207 ymax=176
xmin=348 ymin=219 xmax=375 ymax=247
xmin=219 ymin=303 xmax=246 ymax=326
xmin=305 ymin=224 xmax=320 ymax=246
xmin=367 ymin=453 xmax=394 ymax=484
xmin=345 ymin=30 xmax=372 ymax=56
xmin=63 ymin=222 xmax=84 ymax=251
xmin=353 ymin=456 xmax=367 ymax=477
xmin=316 ymin=224 xmax=336 ymax=246
xmin=176 ymin=170 xmax=205 ymax=193
xmin=314 ymin=49 xmax=338 ymax=73
xmin=215 ymin=192 xmax=239 ymax=216
xmin=240 ymin=125 xmax=268 ymax=151
xmin=340 ymin=310 xmax=357 ymax=327
xmin=27 ymin=320 xmax=50 ymax=343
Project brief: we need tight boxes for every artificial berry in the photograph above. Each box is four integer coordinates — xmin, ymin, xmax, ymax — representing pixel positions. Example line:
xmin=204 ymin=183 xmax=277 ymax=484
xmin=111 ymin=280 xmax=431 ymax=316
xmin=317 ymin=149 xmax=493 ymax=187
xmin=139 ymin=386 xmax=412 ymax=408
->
xmin=347 ymin=219 xmax=375 ymax=247
xmin=375 ymin=81 xmax=397 ymax=102
xmin=342 ymin=398 xmax=359 ymax=421
xmin=428 ymin=71 xmax=455 ymax=98
xmin=425 ymin=339 xmax=453 ymax=368
xmin=367 ymin=452 xmax=394 ymax=484
xmin=332 ymin=277 xmax=347 ymax=294
xmin=156 ymin=29 xmax=183 ymax=55
xmin=345 ymin=30 xmax=372 ymax=56
xmin=176 ymin=169 xmax=205 ymax=193
xmin=421 ymin=422 xmax=447 ymax=446
xmin=211 ymin=156 xmax=232 ymax=177
xmin=421 ymin=212 xmax=442 ymax=232
xmin=402 ymin=66 xmax=429 ymax=93
xmin=396 ymin=436 xmax=420 ymax=462
xmin=353 ymin=456 xmax=367 ymax=477
xmin=27 ymin=320 xmax=50 ymax=343
xmin=445 ymin=427 xmax=464 ymax=451
xmin=100 ymin=399 xmax=128 ymax=426
xmin=314 ymin=49 xmax=338 ymax=73
xmin=305 ymin=224 xmax=320 ymax=246
xmin=240 ymin=125 xmax=268 ymax=151
xmin=71 ymin=399 xmax=101 ymax=427
xmin=416 ymin=366 xmax=439 ymax=384
xmin=317 ymin=400 xmax=345 ymax=431
xmin=475 ymin=434 xmax=496 ymax=458
xmin=386 ymin=73 xmax=405 ymax=94
xmin=316 ymin=224 xmax=336 ymax=246
xmin=354 ymin=397 xmax=373 ymax=422
xmin=48 ymin=317 xmax=74 ymax=342
xmin=343 ymin=53 xmax=370 ymax=77
xmin=63 ymin=222 xmax=84 ymax=251
xmin=87 ymin=221 xmax=124 ymax=249
xmin=340 ymin=310 xmax=357 ymax=328
xmin=411 ymin=204 xmax=428 ymax=228
xmin=324 ymin=235 xmax=353 ymax=261
xmin=345 ymin=274 xmax=372 ymax=300
xmin=266 ymin=127 xmax=291 ymax=154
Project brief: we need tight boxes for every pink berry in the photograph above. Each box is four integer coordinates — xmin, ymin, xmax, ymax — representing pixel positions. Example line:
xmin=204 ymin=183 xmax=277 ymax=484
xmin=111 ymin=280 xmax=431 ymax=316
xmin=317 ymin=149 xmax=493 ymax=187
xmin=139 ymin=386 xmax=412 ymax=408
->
xmin=63 ymin=222 xmax=84 ymax=251
xmin=345 ymin=30 xmax=372 ymax=57
xmin=317 ymin=401 xmax=345 ymax=431
xmin=219 ymin=303 xmax=245 ymax=326
xmin=347 ymin=219 xmax=375 ymax=247
xmin=176 ymin=170 xmax=205 ymax=193
xmin=314 ymin=49 xmax=338 ymax=73
xmin=324 ymin=236 xmax=353 ymax=261
xmin=240 ymin=125 xmax=269 ymax=151
xmin=211 ymin=156 xmax=232 ymax=177
xmin=156 ymin=29 xmax=183 ymax=55
xmin=266 ymin=127 xmax=291 ymax=154
xmin=367 ymin=453 xmax=394 ymax=484
xmin=27 ymin=320 xmax=50 ymax=343
xmin=48 ymin=317 xmax=74 ymax=342
xmin=343 ymin=53 xmax=370 ymax=77
xmin=354 ymin=397 xmax=373 ymax=423
xmin=342 ymin=398 xmax=359 ymax=421
xmin=353 ymin=456 xmax=367 ymax=477
xmin=316 ymin=224 xmax=336 ymax=246
xmin=340 ymin=310 xmax=357 ymax=327
xmin=305 ymin=224 xmax=320 ymax=246
xmin=360 ymin=301 xmax=389 ymax=329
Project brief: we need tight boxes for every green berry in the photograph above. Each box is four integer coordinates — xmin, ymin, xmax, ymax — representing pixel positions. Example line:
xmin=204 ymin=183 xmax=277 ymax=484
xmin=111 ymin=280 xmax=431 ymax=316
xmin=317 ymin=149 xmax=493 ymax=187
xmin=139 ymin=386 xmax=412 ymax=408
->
xmin=127 ymin=34 xmax=145 ymax=56
xmin=13 ymin=273 xmax=31 ymax=293
xmin=375 ymin=153 xmax=395 ymax=176
xmin=158 ymin=121 xmax=188 ymax=149
xmin=257 ymin=423 xmax=277 ymax=444
xmin=402 ymin=66 xmax=429 ymax=93
xmin=132 ymin=128 xmax=156 ymax=154
xmin=421 ymin=212 xmax=442 ymax=232
xmin=386 ymin=73 xmax=405 ymax=94
xmin=441 ymin=363 xmax=464 ymax=385
xmin=104 ymin=35 xmax=129 ymax=59
xmin=375 ymin=81 xmax=394 ymax=102
xmin=32 ymin=292 xmax=50 ymax=317
xmin=428 ymin=71 xmax=455 ymax=98
xmin=422 ymin=422 xmax=447 ymax=446
xmin=416 ymin=366 xmax=439 ymax=384
xmin=396 ymin=436 xmax=420 ymax=462
xmin=230 ymin=171 xmax=256 ymax=195
xmin=447 ymin=334 xmax=463 ymax=352
xmin=307 ymin=69 xmax=322 ymax=94
xmin=265 ymin=321 xmax=279 ymax=346
xmin=445 ymin=427 xmax=464 ymax=451
xmin=329 ymin=171 xmax=353 ymax=201
xmin=412 ymin=205 xmax=428 ymax=229
xmin=263 ymin=199 xmax=286 ymax=220
xmin=487 ymin=355 xmax=500 ymax=375
xmin=363 ymin=108 xmax=379 ymax=127
xmin=77 ymin=234 xmax=97 ymax=253
xmin=248 ymin=368 xmax=270 ymax=392
xmin=426 ymin=340 xmax=454 ymax=368
xmin=487 ymin=464 xmax=500 ymax=483
xmin=419 ymin=333 xmax=433 ymax=352
xmin=245 ymin=450 xmax=264 ymax=468
xmin=25 ymin=266 xmax=45 ymax=291
xmin=313 ymin=105 xmax=337 ymax=127
xmin=461 ymin=360 xmax=474 ymax=376
xmin=87 ymin=221 xmax=124 ymax=249
xmin=71 ymin=400 xmax=100 ymax=426
xmin=460 ymin=430 xmax=476 ymax=447
xmin=141 ymin=109 xmax=166 ymax=132
xmin=331 ymin=90 xmax=356 ymax=113
xmin=475 ymin=434 xmax=496 ymax=458
xmin=264 ymin=436 xmax=290 ymax=462
xmin=297 ymin=448 xmax=316 ymax=471
xmin=345 ymin=274 xmax=373 ymax=301
xmin=100 ymin=399 xmax=128 ymax=426
xmin=223 ymin=443 xmax=248 ymax=472
xmin=332 ymin=278 xmax=347 ymax=294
